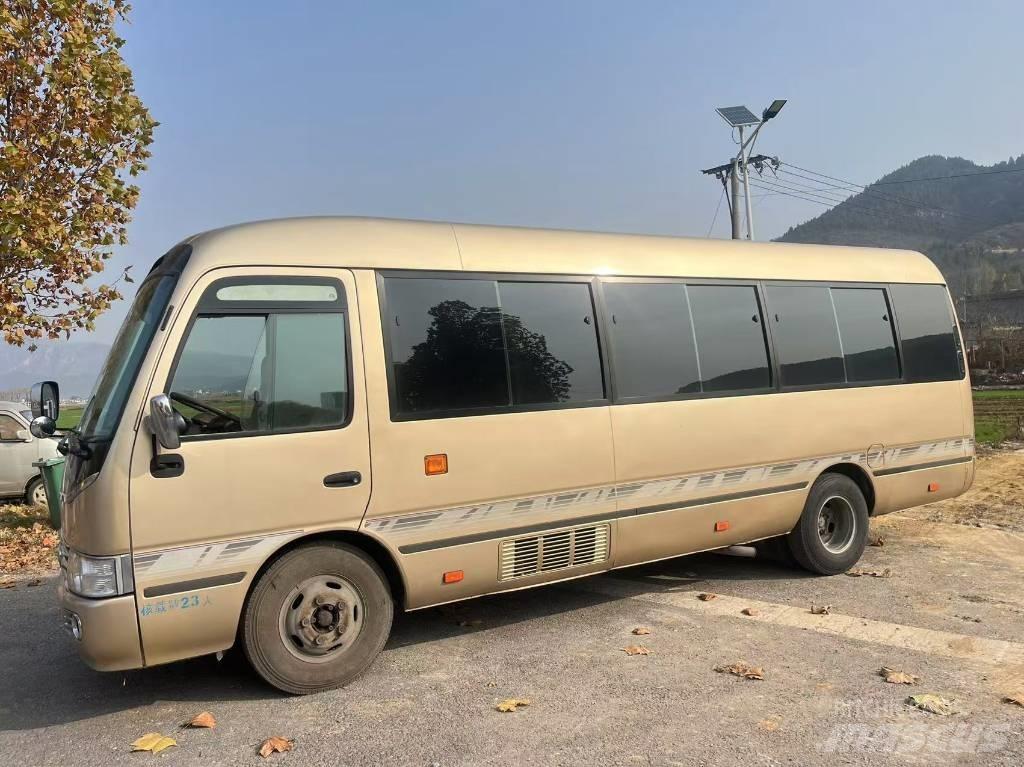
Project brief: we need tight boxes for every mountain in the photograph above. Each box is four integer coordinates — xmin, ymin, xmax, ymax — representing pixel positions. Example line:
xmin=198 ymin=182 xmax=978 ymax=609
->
xmin=776 ymin=155 xmax=1024 ymax=297
xmin=0 ymin=341 xmax=111 ymax=400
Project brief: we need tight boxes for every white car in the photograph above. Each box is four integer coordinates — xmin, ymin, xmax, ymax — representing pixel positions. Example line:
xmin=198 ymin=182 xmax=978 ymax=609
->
xmin=0 ymin=400 xmax=61 ymax=506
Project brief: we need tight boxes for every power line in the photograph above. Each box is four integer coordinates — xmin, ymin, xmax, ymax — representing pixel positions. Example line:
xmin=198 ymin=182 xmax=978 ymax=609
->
xmin=706 ymin=186 xmax=726 ymax=237
xmin=775 ymin=165 xmax=985 ymax=224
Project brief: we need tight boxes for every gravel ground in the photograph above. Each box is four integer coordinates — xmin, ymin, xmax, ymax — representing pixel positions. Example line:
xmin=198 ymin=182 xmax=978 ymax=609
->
xmin=1 ymin=456 xmax=1023 ymax=766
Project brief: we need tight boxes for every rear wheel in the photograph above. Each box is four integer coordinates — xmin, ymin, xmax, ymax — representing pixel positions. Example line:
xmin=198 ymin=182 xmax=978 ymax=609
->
xmin=26 ymin=477 xmax=46 ymax=508
xmin=242 ymin=542 xmax=393 ymax=694
xmin=787 ymin=473 xmax=868 ymax=575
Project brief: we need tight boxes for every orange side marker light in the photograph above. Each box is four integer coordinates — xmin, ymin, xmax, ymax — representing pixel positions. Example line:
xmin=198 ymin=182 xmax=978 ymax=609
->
xmin=425 ymin=453 xmax=448 ymax=476
xmin=927 ymin=482 xmax=939 ymax=493
xmin=442 ymin=570 xmax=464 ymax=585
xmin=714 ymin=521 xmax=730 ymax=532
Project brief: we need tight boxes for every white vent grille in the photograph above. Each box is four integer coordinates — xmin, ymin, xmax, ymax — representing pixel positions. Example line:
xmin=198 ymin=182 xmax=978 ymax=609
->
xmin=499 ymin=524 xmax=609 ymax=580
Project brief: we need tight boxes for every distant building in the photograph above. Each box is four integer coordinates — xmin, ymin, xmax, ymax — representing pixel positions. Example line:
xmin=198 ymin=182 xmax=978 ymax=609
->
xmin=961 ymin=290 xmax=1024 ymax=374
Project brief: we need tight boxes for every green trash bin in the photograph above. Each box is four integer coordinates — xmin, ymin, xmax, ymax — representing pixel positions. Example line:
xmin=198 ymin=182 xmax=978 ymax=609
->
xmin=31 ymin=457 xmax=65 ymax=530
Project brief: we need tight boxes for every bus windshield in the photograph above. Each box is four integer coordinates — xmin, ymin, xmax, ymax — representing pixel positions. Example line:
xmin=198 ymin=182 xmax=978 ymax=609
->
xmin=76 ymin=276 xmax=175 ymax=442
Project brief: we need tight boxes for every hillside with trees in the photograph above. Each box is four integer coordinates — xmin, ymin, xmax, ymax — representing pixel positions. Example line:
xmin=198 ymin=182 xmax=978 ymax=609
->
xmin=776 ymin=155 xmax=1024 ymax=298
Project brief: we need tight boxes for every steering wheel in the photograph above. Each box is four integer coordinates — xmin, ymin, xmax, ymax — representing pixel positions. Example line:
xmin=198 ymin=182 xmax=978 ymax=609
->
xmin=169 ymin=391 xmax=240 ymax=425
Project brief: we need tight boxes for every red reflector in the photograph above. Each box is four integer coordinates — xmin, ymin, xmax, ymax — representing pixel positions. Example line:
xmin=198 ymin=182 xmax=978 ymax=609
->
xmin=714 ymin=521 xmax=730 ymax=532
xmin=442 ymin=570 xmax=464 ymax=584
xmin=927 ymin=482 xmax=939 ymax=492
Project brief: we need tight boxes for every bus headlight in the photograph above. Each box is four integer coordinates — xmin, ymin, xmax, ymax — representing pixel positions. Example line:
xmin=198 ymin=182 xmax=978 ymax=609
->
xmin=65 ymin=551 xmax=133 ymax=598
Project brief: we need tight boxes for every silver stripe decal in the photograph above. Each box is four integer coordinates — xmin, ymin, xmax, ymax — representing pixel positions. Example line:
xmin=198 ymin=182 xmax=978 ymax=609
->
xmin=364 ymin=436 xmax=974 ymax=544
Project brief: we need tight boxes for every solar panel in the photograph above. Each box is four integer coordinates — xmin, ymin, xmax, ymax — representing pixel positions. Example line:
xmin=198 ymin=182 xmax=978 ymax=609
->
xmin=716 ymin=106 xmax=760 ymax=127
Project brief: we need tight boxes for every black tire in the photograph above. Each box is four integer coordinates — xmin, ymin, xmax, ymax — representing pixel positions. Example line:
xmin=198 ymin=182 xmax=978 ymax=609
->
xmin=242 ymin=542 xmax=393 ymax=694
xmin=786 ymin=473 xmax=868 ymax=575
xmin=25 ymin=477 xmax=46 ymax=507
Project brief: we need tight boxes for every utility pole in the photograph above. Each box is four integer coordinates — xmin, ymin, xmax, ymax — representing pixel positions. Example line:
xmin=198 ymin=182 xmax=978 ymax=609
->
xmin=702 ymin=152 xmax=778 ymax=241
xmin=701 ymin=100 xmax=787 ymax=240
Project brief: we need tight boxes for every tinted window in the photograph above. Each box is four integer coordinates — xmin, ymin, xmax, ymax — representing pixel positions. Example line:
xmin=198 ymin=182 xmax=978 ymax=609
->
xmin=169 ymin=299 xmax=348 ymax=436
xmin=603 ymin=282 xmax=700 ymax=398
xmin=831 ymin=288 xmax=900 ymax=382
xmin=766 ymin=285 xmax=845 ymax=387
xmin=385 ymin=278 xmax=508 ymax=413
xmin=889 ymin=284 xmax=962 ymax=382
xmin=688 ymin=285 xmax=771 ymax=392
xmin=498 ymin=281 xmax=605 ymax=404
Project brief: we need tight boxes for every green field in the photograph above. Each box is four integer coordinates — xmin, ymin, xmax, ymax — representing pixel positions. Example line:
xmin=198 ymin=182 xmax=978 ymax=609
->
xmin=56 ymin=405 xmax=84 ymax=430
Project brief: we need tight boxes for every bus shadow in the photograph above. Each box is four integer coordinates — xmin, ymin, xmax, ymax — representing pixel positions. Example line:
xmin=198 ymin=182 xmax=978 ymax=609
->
xmin=0 ymin=551 xmax=809 ymax=732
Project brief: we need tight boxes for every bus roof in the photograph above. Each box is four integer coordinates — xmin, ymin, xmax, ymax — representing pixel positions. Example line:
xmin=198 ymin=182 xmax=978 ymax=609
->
xmin=184 ymin=216 xmax=946 ymax=285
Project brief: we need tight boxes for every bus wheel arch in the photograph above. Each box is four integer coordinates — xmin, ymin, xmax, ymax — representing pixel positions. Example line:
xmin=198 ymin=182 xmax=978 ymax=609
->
xmin=816 ymin=462 xmax=875 ymax=516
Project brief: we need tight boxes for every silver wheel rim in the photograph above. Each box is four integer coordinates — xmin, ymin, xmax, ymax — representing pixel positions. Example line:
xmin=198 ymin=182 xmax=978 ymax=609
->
xmin=278 ymin=574 xmax=365 ymax=663
xmin=31 ymin=482 xmax=47 ymax=507
xmin=817 ymin=495 xmax=856 ymax=554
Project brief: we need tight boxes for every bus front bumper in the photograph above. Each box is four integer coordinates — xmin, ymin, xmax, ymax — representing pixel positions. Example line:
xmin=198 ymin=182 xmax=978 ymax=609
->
xmin=58 ymin=581 xmax=144 ymax=671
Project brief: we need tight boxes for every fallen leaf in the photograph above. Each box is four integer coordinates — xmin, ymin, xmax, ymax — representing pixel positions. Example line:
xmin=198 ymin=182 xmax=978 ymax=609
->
xmin=846 ymin=567 xmax=891 ymax=578
xmin=741 ymin=607 xmax=759 ymax=617
xmin=622 ymin=645 xmax=651 ymax=656
xmin=714 ymin=662 xmax=765 ymax=680
xmin=810 ymin=604 xmax=832 ymax=615
xmin=41 ymin=535 xmax=57 ymax=547
xmin=906 ymin=694 xmax=957 ymax=716
xmin=880 ymin=667 xmax=919 ymax=685
xmin=1003 ymin=693 xmax=1024 ymax=708
xmin=0 ymin=580 xmax=15 ymax=589
xmin=131 ymin=733 xmax=177 ymax=754
xmin=631 ymin=626 xmax=651 ymax=635
xmin=757 ymin=718 xmax=780 ymax=731
xmin=697 ymin=593 xmax=717 ymax=601
xmin=26 ymin=578 xmax=41 ymax=587
xmin=816 ymin=682 xmax=834 ymax=691
xmin=187 ymin=711 xmax=216 ymax=728
xmin=868 ymin=535 xmax=885 ymax=547
xmin=495 ymin=698 xmax=530 ymax=712
xmin=258 ymin=736 xmax=294 ymax=758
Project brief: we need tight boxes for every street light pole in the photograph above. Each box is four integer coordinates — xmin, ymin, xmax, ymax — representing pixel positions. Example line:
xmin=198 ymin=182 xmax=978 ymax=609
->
xmin=705 ymin=100 xmax=787 ymax=241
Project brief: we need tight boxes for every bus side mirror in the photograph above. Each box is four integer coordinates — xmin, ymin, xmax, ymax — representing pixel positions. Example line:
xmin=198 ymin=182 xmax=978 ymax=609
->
xmin=31 ymin=381 xmax=60 ymax=420
xmin=149 ymin=394 xmax=185 ymax=450
xmin=29 ymin=416 xmax=56 ymax=439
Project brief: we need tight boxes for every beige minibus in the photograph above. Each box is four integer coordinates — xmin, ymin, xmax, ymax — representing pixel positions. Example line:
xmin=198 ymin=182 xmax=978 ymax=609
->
xmin=30 ymin=217 xmax=974 ymax=694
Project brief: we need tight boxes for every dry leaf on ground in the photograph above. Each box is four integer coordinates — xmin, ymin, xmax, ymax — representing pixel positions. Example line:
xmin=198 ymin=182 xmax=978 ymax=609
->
xmin=880 ymin=667 xmax=919 ymax=685
xmin=697 ymin=593 xmax=717 ymax=601
xmin=0 ymin=580 xmax=15 ymax=589
xmin=714 ymin=662 xmax=765 ymax=680
xmin=741 ymin=607 xmax=759 ymax=616
xmin=131 ymin=733 xmax=177 ymax=754
xmin=1002 ymin=694 xmax=1024 ymax=708
xmin=868 ymin=534 xmax=885 ymax=547
xmin=757 ymin=718 xmax=780 ymax=731
xmin=26 ymin=578 xmax=41 ymax=587
xmin=631 ymin=626 xmax=651 ymax=635
xmin=187 ymin=711 xmax=216 ymax=728
xmin=0 ymin=505 xmax=59 ymax=575
xmin=846 ymin=567 xmax=892 ymax=578
xmin=495 ymin=698 xmax=530 ymax=712
xmin=810 ymin=604 xmax=832 ymax=615
xmin=621 ymin=645 xmax=651 ymax=656
xmin=906 ymin=694 xmax=957 ymax=716
xmin=258 ymin=736 xmax=295 ymax=757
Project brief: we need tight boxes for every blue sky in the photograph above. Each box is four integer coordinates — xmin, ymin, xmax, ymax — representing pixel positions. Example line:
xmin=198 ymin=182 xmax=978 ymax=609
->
xmin=78 ymin=0 xmax=1024 ymax=340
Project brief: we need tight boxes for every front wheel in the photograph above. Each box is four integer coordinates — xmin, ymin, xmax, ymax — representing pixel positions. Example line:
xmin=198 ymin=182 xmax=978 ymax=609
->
xmin=787 ymin=473 xmax=868 ymax=575
xmin=242 ymin=542 xmax=393 ymax=694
